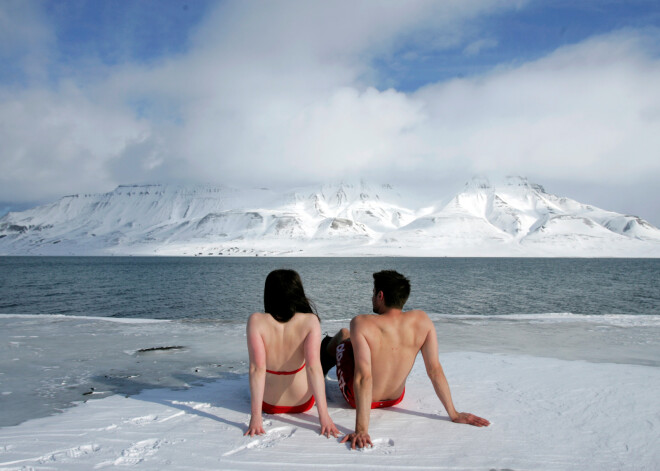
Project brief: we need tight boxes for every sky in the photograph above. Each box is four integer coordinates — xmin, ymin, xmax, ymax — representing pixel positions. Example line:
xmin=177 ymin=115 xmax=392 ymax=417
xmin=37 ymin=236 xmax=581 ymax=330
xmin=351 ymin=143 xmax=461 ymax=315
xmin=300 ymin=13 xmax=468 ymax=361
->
xmin=1 ymin=0 xmax=660 ymax=224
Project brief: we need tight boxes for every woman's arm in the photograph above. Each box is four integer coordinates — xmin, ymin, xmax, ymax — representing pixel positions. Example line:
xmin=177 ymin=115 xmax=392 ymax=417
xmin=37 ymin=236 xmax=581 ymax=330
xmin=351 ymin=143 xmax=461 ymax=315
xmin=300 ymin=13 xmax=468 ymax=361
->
xmin=245 ymin=313 xmax=267 ymax=436
xmin=304 ymin=319 xmax=339 ymax=438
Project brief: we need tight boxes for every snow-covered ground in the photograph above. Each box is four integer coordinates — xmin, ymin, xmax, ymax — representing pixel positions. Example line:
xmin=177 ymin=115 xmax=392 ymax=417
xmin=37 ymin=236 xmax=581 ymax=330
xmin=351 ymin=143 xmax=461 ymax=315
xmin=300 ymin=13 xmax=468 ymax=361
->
xmin=0 ymin=352 xmax=658 ymax=470
xmin=1 ymin=313 xmax=659 ymax=469
xmin=2 ymin=177 xmax=659 ymax=256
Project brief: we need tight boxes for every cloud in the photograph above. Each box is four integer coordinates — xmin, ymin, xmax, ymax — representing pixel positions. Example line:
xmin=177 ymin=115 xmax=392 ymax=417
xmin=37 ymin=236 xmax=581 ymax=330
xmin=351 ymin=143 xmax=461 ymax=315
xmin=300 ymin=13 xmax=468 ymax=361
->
xmin=413 ymin=29 xmax=660 ymax=185
xmin=1 ymin=0 xmax=659 ymax=227
xmin=0 ymin=83 xmax=149 ymax=197
xmin=463 ymin=38 xmax=498 ymax=56
xmin=1 ymin=0 xmax=525 ymax=199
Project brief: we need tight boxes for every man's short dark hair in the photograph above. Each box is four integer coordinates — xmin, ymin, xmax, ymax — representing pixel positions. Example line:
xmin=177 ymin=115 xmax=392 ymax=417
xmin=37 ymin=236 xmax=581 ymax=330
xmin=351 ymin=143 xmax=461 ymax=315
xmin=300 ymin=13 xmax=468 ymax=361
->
xmin=373 ymin=270 xmax=410 ymax=309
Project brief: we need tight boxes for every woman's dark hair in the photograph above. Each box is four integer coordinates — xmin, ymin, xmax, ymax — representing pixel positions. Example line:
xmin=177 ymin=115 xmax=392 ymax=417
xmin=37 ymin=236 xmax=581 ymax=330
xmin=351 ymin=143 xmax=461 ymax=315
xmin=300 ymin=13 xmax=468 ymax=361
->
xmin=264 ymin=269 xmax=318 ymax=322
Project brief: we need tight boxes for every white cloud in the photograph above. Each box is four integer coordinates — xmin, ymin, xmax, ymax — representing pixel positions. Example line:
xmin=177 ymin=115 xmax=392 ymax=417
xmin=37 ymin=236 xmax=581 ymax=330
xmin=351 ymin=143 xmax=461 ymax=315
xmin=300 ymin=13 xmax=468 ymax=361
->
xmin=0 ymin=0 xmax=519 ymax=198
xmin=413 ymin=30 xmax=660 ymax=185
xmin=1 ymin=1 xmax=660 ymax=225
xmin=463 ymin=38 xmax=498 ymax=56
xmin=0 ymin=84 xmax=149 ymax=198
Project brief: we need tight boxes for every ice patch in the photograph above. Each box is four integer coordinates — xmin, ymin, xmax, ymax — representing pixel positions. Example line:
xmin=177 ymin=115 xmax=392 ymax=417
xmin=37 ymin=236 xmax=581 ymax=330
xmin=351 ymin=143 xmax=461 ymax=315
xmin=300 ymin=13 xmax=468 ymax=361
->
xmin=430 ymin=312 xmax=660 ymax=327
xmin=0 ymin=313 xmax=170 ymax=324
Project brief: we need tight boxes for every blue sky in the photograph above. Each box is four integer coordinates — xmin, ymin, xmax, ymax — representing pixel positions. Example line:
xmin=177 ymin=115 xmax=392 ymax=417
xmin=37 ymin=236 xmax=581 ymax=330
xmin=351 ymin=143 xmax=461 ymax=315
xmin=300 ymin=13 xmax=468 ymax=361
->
xmin=379 ymin=1 xmax=660 ymax=90
xmin=1 ymin=0 xmax=660 ymax=224
xmin=46 ymin=1 xmax=209 ymax=66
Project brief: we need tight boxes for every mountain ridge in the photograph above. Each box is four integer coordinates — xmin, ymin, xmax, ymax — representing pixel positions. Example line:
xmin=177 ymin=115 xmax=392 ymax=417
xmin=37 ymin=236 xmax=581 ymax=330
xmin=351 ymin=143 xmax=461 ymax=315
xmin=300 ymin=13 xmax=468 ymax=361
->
xmin=1 ymin=177 xmax=659 ymax=257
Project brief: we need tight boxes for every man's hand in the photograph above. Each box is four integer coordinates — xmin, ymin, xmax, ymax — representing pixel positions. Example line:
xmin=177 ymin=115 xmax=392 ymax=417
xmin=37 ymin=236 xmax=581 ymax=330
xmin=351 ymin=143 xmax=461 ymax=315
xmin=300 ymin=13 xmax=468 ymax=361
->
xmin=452 ymin=412 xmax=490 ymax=427
xmin=244 ymin=417 xmax=266 ymax=436
xmin=320 ymin=418 xmax=339 ymax=438
xmin=340 ymin=431 xmax=373 ymax=449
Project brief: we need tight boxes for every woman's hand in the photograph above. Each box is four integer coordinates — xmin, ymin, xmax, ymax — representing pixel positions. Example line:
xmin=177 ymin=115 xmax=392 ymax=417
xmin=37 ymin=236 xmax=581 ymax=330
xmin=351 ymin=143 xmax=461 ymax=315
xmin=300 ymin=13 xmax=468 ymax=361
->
xmin=319 ymin=415 xmax=339 ymax=438
xmin=244 ymin=416 xmax=266 ymax=436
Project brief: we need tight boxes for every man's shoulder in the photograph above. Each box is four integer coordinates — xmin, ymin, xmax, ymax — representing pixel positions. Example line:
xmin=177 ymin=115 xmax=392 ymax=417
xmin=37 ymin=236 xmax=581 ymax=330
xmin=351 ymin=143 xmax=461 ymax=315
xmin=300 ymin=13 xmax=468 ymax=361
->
xmin=404 ymin=308 xmax=429 ymax=319
xmin=349 ymin=313 xmax=380 ymax=331
xmin=402 ymin=309 xmax=434 ymax=332
xmin=350 ymin=313 xmax=375 ymax=324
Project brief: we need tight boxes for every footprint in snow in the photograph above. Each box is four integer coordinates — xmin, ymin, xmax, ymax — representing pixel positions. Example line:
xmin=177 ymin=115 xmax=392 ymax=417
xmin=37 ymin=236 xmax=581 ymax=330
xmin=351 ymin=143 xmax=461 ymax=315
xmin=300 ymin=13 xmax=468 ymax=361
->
xmin=124 ymin=415 xmax=158 ymax=426
xmin=66 ymin=444 xmax=102 ymax=459
xmin=223 ymin=426 xmax=297 ymax=456
xmin=114 ymin=438 xmax=161 ymax=466
xmin=34 ymin=443 xmax=101 ymax=464
xmin=357 ymin=438 xmax=395 ymax=454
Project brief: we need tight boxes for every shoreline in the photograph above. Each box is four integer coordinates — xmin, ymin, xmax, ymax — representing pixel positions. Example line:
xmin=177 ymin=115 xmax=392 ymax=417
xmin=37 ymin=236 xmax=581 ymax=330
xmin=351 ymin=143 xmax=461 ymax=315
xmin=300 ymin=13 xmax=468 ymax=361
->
xmin=3 ymin=253 xmax=660 ymax=258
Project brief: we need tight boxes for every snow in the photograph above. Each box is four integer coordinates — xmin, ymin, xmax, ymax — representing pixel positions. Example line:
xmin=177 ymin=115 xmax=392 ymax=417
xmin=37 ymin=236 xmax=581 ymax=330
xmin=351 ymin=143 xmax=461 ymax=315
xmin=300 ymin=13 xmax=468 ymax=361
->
xmin=0 ymin=352 xmax=658 ymax=470
xmin=1 ymin=177 xmax=659 ymax=256
xmin=0 ymin=314 xmax=170 ymax=324
xmin=1 ymin=312 xmax=658 ymax=469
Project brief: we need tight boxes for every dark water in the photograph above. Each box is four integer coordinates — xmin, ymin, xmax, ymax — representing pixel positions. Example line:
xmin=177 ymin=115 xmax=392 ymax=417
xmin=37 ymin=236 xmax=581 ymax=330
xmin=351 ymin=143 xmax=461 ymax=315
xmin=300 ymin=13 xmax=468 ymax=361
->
xmin=1 ymin=257 xmax=659 ymax=320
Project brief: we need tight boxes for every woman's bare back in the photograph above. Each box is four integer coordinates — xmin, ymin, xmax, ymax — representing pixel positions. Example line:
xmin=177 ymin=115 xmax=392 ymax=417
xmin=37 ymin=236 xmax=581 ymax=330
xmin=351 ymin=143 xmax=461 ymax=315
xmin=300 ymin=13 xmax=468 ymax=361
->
xmin=248 ymin=311 xmax=319 ymax=406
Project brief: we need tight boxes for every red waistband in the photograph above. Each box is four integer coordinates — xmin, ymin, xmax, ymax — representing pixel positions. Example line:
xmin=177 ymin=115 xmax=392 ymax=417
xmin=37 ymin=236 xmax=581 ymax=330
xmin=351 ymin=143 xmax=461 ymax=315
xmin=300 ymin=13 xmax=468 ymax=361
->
xmin=262 ymin=395 xmax=315 ymax=414
xmin=345 ymin=387 xmax=406 ymax=409
xmin=371 ymin=387 xmax=405 ymax=409
xmin=266 ymin=362 xmax=305 ymax=375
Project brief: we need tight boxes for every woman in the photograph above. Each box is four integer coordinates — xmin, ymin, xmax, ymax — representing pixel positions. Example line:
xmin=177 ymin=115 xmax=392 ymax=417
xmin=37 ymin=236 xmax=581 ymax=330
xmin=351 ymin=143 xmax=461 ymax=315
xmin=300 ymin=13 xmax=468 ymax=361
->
xmin=245 ymin=269 xmax=339 ymax=438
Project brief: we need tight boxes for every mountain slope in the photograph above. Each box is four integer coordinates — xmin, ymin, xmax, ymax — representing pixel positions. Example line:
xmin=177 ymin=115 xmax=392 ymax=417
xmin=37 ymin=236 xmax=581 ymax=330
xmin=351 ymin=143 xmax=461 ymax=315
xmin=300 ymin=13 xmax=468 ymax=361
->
xmin=1 ymin=178 xmax=659 ymax=256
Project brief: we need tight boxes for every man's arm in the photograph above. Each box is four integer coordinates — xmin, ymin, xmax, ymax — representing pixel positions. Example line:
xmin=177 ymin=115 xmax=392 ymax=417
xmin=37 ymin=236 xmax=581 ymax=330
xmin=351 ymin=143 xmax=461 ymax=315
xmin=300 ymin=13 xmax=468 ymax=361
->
xmin=340 ymin=316 xmax=374 ymax=449
xmin=420 ymin=319 xmax=490 ymax=427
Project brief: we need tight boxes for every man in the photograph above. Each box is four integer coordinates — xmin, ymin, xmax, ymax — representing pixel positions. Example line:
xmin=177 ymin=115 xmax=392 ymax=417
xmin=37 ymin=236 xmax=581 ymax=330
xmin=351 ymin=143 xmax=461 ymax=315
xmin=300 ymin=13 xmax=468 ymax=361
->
xmin=321 ymin=270 xmax=489 ymax=449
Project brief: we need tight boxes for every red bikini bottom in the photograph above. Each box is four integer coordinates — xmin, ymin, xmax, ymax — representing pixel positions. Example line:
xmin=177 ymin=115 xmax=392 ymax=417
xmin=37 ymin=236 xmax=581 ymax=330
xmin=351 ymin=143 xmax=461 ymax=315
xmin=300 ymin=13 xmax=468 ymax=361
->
xmin=262 ymin=395 xmax=315 ymax=414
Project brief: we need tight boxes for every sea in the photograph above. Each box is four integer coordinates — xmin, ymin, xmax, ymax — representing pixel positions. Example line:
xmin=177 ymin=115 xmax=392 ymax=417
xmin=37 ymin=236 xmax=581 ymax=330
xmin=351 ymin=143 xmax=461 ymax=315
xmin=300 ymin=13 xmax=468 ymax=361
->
xmin=1 ymin=256 xmax=659 ymax=427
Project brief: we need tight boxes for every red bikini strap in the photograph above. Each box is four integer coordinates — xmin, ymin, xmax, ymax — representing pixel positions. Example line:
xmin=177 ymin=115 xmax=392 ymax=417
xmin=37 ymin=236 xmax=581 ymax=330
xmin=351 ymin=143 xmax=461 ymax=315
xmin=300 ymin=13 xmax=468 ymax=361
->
xmin=266 ymin=362 xmax=306 ymax=375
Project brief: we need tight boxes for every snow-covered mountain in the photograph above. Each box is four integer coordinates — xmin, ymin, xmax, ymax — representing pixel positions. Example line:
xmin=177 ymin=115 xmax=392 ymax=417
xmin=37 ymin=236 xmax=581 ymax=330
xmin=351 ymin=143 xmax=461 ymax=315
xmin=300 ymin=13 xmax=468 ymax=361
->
xmin=1 ymin=177 xmax=659 ymax=256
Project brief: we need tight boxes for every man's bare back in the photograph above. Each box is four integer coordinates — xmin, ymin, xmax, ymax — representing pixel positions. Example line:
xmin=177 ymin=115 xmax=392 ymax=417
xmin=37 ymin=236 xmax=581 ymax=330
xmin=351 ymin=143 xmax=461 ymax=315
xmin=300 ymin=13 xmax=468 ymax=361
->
xmin=328 ymin=270 xmax=490 ymax=449
xmin=350 ymin=308 xmax=430 ymax=402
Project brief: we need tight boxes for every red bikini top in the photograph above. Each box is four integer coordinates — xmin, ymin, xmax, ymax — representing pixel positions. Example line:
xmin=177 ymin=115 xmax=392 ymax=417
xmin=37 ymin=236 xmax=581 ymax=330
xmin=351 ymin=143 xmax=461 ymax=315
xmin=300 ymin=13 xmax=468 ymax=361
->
xmin=266 ymin=362 xmax=306 ymax=375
